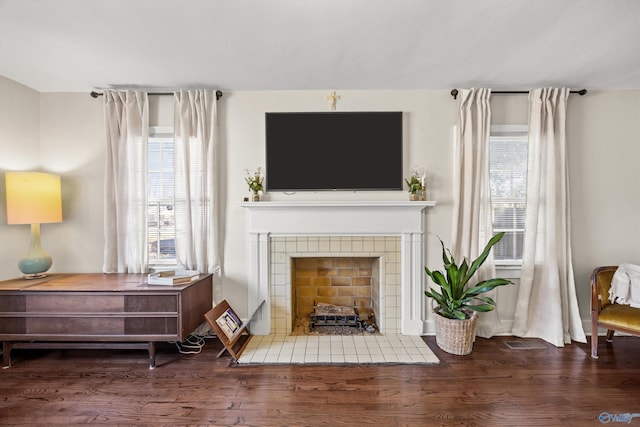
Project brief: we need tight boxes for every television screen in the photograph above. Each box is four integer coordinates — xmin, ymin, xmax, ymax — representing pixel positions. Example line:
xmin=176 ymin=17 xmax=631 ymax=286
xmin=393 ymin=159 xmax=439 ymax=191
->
xmin=265 ymin=112 xmax=403 ymax=191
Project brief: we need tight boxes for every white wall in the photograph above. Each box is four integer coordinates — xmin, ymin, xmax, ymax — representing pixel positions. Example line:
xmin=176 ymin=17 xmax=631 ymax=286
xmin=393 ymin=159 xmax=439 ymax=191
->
xmin=38 ymin=93 xmax=105 ymax=274
xmin=567 ymin=91 xmax=640 ymax=314
xmin=0 ymin=76 xmax=41 ymax=279
xmin=1 ymin=78 xmax=639 ymax=335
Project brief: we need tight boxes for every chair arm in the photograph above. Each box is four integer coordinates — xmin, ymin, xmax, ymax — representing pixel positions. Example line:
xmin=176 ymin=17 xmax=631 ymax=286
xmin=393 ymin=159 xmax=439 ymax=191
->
xmin=591 ymin=266 xmax=618 ymax=314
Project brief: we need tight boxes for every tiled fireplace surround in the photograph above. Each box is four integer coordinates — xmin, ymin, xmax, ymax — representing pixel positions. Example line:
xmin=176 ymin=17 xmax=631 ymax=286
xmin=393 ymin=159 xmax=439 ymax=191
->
xmin=274 ymin=236 xmax=397 ymax=334
xmin=242 ymin=201 xmax=436 ymax=336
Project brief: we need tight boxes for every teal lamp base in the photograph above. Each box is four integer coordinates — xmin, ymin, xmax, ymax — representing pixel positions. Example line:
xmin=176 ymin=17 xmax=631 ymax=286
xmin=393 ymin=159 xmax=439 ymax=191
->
xmin=18 ymin=256 xmax=52 ymax=279
xmin=19 ymin=224 xmax=53 ymax=279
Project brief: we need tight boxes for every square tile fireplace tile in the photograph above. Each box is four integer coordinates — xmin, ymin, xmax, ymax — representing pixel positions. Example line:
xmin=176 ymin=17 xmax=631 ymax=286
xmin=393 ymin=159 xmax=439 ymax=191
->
xmin=236 ymin=334 xmax=439 ymax=365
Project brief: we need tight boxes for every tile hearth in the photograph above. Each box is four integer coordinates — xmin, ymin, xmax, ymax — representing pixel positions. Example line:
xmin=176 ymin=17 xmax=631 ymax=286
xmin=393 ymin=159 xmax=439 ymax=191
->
xmin=237 ymin=334 xmax=439 ymax=365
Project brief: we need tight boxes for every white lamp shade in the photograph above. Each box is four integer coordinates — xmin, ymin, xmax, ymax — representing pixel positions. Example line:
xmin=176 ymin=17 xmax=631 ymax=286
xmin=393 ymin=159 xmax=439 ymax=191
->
xmin=5 ymin=172 xmax=62 ymax=225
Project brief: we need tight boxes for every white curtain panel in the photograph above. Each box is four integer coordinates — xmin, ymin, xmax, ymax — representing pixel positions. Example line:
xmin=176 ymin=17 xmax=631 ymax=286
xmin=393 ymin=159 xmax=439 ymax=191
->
xmin=451 ymin=88 xmax=503 ymax=338
xmin=103 ymin=90 xmax=149 ymax=273
xmin=512 ymin=88 xmax=586 ymax=346
xmin=173 ymin=90 xmax=220 ymax=274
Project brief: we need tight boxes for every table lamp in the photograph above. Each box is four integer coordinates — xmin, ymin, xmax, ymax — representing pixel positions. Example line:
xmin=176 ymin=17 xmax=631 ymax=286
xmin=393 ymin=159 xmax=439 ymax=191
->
xmin=5 ymin=172 xmax=62 ymax=279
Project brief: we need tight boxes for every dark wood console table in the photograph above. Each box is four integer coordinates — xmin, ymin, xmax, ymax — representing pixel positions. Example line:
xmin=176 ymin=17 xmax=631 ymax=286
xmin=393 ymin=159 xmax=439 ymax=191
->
xmin=0 ymin=273 xmax=212 ymax=369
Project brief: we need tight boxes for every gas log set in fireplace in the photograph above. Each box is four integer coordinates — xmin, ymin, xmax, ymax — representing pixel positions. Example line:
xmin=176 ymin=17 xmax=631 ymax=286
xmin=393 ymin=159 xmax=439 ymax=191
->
xmin=309 ymin=301 xmax=376 ymax=333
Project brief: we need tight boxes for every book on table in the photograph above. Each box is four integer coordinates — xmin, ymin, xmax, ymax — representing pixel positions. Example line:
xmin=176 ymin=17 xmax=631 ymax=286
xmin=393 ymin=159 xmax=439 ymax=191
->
xmin=147 ymin=270 xmax=200 ymax=285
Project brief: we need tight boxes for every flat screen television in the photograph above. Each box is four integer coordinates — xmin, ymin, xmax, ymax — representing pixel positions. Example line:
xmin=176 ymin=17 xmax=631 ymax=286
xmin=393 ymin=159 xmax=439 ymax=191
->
xmin=265 ymin=111 xmax=403 ymax=191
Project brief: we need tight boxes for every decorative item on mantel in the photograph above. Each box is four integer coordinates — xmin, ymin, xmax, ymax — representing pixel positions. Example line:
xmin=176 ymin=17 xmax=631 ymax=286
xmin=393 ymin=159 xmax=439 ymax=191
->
xmin=405 ymin=166 xmax=426 ymax=201
xmin=326 ymin=91 xmax=340 ymax=111
xmin=245 ymin=167 xmax=264 ymax=202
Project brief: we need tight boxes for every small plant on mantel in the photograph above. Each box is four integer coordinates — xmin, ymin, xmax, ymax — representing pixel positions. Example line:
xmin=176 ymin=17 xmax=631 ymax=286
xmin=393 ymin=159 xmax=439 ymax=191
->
xmin=245 ymin=167 xmax=264 ymax=201
xmin=404 ymin=167 xmax=424 ymax=201
xmin=424 ymin=232 xmax=513 ymax=355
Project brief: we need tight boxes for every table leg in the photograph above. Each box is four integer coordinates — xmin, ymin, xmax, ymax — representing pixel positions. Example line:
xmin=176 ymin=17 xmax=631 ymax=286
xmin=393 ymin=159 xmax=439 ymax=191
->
xmin=2 ymin=342 xmax=12 ymax=369
xmin=148 ymin=342 xmax=156 ymax=370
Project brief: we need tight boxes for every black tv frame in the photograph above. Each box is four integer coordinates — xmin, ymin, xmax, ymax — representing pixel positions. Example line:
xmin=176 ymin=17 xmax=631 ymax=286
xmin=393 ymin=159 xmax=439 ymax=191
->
xmin=265 ymin=111 xmax=403 ymax=192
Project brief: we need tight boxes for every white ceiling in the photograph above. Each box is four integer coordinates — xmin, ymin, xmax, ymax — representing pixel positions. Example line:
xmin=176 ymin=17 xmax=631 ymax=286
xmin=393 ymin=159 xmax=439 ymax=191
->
xmin=2 ymin=0 xmax=640 ymax=93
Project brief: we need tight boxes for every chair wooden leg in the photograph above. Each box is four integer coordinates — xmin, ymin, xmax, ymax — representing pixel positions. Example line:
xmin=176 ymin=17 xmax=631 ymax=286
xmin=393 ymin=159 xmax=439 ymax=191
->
xmin=591 ymin=316 xmax=599 ymax=358
xmin=606 ymin=329 xmax=615 ymax=343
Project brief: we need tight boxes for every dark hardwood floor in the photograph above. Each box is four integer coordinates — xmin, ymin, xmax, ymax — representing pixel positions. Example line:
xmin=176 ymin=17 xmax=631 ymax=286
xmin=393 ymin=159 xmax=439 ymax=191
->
xmin=0 ymin=335 xmax=638 ymax=426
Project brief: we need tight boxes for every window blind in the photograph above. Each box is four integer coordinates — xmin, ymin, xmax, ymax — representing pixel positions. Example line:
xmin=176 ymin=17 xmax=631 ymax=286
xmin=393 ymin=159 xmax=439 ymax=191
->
xmin=489 ymin=130 xmax=528 ymax=262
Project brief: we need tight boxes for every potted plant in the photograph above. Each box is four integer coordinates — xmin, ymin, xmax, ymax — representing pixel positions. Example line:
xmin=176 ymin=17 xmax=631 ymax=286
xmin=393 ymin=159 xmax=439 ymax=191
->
xmin=405 ymin=168 xmax=424 ymax=201
xmin=245 ymin=167 xmax=264 ymax=201
xmin=425 ymin=232 xmax=512 ymax=355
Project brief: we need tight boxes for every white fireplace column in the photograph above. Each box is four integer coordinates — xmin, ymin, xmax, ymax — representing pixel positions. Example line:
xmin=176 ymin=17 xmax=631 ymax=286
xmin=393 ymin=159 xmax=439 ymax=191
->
xmin=401 ymin=231 xmax=427 ymax=335
xmin=248 ymin=231 xmax=271 ymax=336
xmin=241 ymin=201 xmax=436 ymax=336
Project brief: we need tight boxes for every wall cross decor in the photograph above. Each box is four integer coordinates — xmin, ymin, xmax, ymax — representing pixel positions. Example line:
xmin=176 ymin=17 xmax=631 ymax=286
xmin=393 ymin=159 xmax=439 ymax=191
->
xmin=326 ymin=91 xmax=340 ymax=111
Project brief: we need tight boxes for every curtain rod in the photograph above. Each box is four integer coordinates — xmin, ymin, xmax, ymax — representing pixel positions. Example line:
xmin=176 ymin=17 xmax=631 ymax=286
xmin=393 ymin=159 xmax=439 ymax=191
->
xmin=90 ymin=90 xmax=223 ymax=100
xmin=450 ymin=88 xmax=587 ymax=100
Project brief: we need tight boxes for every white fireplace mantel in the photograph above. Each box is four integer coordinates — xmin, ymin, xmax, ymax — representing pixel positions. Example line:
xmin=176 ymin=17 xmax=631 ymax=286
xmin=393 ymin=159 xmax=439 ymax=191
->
xmin=240 ymin=200 xmax=435 ymax=235
xmin=240 ymin=201 xmax=435 ymax=208
xmin=240 ymin=200 xmax=437 ymax=335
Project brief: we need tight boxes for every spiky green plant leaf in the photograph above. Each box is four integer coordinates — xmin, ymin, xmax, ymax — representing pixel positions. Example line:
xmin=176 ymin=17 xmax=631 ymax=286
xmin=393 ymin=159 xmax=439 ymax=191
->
xmin=424 ymin=233 xmax=514 ymax=320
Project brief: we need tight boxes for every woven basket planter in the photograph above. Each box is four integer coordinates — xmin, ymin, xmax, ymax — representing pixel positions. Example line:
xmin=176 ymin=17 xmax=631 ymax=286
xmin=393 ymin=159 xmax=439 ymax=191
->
xmin=433 ymin=308 xmax=478 ymax=355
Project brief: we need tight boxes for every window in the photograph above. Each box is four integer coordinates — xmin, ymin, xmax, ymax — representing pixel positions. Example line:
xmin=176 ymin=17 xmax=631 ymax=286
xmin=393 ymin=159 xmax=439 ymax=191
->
xmin=489 ymin=125 xmax=528 ymax=265
xmin=148 ymin=127 xmax=176 ymax=267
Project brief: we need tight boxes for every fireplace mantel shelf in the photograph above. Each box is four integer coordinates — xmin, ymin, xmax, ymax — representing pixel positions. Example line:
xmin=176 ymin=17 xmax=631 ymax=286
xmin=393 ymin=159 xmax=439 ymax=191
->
xmin=240 ymin=200 xmax=437 ymax=209
xmin=240 ymin=200 xmax=436 ymax=236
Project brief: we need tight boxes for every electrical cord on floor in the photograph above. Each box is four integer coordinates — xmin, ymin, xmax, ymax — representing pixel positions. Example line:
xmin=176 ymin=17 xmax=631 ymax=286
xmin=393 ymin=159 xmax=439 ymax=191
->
xmin=173 ymin=334 xmax=206 ymax=355
xmin=170 ymin=321 xmax=219 ymax=355
xmin=172 ymin=331 xmax=219 ymax=355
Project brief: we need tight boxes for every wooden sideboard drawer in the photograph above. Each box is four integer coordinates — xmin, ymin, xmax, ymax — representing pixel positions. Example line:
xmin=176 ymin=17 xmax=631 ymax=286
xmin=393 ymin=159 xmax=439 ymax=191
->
xmin=2 ymin=294 xmax=179 ymax=315
xmin=0 ymin=296 xmax=26 ymax=312
xmin=1 ymin=316 xmax=180 ymax=336
xmin=27 ymin=317 xmax=125 ymax=335
xmin=125 ymin=317 xmax=178 ymax=335
xmin=125 ymin=295 xmax=177 ymax=312
xmin=27 ymin=294 xmax=125 ymax=313
xmin=0 ymin=318 xmax=26 ymax=334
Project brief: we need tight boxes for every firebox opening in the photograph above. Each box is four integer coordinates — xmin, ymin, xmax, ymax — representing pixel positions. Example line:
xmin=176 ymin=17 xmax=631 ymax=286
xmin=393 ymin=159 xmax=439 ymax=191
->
xmin=292 ymin=257 xmax=380 ymax=335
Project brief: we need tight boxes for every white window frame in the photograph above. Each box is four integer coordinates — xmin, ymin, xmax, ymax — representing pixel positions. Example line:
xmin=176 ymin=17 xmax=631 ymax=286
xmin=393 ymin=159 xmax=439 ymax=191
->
xmin=148 ymin=126 xmax=177 ymax=270
xmin=489 ymin=124 xmax=528 ymax=270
